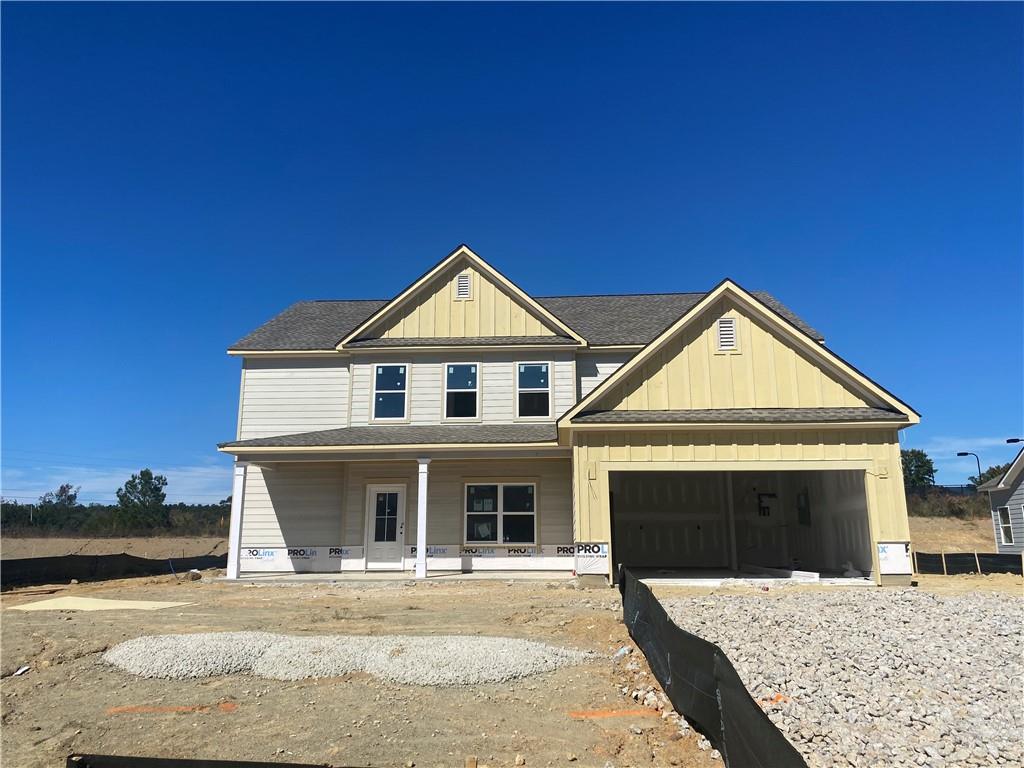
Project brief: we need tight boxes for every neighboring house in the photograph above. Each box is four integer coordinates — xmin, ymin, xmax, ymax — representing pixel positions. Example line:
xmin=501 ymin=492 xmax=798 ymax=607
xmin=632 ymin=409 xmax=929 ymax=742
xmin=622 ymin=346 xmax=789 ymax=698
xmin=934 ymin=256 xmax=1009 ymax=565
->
xmin=218 ymin=245 xmax=920 ymax=585
xmin=977 ymin=447 xmax=1024 ymax=554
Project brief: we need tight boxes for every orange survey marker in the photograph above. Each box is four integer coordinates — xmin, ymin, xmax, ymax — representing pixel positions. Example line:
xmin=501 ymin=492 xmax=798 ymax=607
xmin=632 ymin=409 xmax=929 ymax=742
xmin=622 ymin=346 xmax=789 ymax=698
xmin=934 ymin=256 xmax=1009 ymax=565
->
xmin=568 ymin=708 xmax=660 ymax=720
xmin=106 ymin=701 xmax=238 ymax=715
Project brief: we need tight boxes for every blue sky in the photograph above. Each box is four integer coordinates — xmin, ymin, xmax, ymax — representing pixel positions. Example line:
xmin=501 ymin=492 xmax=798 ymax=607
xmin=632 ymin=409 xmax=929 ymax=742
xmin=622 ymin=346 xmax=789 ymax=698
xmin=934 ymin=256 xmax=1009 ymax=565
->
xmin=2 ymin=2 xmax=1021 ymax=503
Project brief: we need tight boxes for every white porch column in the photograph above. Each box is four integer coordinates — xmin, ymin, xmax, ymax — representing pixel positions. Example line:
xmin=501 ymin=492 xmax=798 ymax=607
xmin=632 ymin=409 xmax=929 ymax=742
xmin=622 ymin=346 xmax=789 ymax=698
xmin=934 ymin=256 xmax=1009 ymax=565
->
xmin=226 ymin=462 xmax=248 ymax=580
xmin=415 ymin=458 xmax=431 ymax=579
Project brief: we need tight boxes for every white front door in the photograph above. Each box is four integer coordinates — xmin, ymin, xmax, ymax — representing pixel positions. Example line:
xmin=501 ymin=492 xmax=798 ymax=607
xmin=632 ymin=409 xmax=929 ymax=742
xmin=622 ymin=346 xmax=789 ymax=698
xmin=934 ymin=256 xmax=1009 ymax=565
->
xmin=365 ymin=485 xmax=406 ymax=570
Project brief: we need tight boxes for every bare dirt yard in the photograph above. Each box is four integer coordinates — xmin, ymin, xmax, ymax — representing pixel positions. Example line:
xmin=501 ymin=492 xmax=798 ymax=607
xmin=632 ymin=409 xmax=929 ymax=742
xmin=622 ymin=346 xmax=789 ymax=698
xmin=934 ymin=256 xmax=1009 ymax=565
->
xmin=1 ymin=536 xmax=227 ymax=560
xmin=908 ymin=515 xmax=997 ymax=553
xmin=0 ymin=573 xmax=715 ymax=768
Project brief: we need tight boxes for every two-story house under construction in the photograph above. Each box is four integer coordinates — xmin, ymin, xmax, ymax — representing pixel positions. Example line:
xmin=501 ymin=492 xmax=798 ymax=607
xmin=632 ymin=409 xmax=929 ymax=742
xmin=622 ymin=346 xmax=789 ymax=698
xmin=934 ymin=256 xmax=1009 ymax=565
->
xmin=219 ymin=245 xmax=919 ymax=585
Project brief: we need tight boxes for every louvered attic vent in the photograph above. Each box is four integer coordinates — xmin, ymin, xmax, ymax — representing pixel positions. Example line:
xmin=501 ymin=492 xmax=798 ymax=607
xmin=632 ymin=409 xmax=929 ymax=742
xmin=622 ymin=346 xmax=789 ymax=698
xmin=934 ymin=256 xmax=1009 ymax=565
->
xmin=455 ymin=271 xmax=472 ymax=300
xmin=717 ymin=317 xmax=737 ymax=351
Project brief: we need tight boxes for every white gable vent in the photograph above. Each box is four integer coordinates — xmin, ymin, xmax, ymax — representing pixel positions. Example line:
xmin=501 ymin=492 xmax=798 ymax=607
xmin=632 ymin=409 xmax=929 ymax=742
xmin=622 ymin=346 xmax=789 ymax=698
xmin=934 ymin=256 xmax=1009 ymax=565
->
xmin=455 ymin=271 xmax=472 ymax=300
xmin=717 ymin=317 xmax=738 ymax=351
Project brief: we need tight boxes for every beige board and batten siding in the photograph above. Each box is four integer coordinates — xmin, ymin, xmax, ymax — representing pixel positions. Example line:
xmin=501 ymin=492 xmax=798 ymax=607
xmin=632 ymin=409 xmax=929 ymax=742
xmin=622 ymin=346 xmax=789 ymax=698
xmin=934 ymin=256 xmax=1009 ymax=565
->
xmin=239 ymin=463 xmax=346 ymax=549
xmin=597 ymin=297 xmax=871 ymax=412
xmin=342 ymin=458 xmax=573 ymax=548
xmin=571 ymin=427 xmax=911 ymax=562
xmin=376 ymin=263 xmax=559 ymax=339
xmin=348 ymin=352 xmax=577 ymax=426
xmin=238 ymin=358 xmax=349 ymax=439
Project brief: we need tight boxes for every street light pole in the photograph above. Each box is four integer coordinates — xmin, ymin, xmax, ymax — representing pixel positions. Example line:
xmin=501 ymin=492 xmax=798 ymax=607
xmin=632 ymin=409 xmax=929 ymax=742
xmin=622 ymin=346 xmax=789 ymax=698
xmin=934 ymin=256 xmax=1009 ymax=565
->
xmin=956 ymin=451 xmax=982 ymax=486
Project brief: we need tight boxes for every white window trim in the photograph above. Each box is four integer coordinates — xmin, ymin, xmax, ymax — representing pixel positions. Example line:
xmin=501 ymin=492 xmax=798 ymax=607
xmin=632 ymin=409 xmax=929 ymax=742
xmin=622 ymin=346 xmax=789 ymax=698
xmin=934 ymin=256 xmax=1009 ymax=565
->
xmin=997 ymin=506 xmax=1014 ymax=545
xmin=715 ymin=315 xmax=740 ymax=354
xmin=463 ymin=480 xmax=538 ymax=546
xmin=442 ymin=362 xmax=481 ymax=422
xmin=370 ymin=362 xmax=411 ymax=423
xmin=514 ymin=361 xmax=552 ymax=420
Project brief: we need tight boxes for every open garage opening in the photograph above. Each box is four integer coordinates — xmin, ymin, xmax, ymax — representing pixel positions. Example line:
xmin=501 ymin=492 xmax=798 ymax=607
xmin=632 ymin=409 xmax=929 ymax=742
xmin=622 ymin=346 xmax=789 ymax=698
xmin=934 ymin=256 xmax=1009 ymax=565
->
xmin=609 ymin=469 xmax=874 ymax=582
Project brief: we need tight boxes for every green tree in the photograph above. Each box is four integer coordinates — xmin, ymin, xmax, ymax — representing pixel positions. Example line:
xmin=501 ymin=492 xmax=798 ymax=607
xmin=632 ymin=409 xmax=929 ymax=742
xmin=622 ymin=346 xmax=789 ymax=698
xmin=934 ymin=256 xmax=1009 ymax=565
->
xmin=970 ymin=462 xmax=1010 ymax=487
xmin=38 ymin=483 xmax=79 ymax=508
xmin=35 ymin=483 xmax=85 ymax=529
xmin=114 ymin=469 xmax=169 ymax=531
xmin=901 ymin=449 xmax=936 ymax=487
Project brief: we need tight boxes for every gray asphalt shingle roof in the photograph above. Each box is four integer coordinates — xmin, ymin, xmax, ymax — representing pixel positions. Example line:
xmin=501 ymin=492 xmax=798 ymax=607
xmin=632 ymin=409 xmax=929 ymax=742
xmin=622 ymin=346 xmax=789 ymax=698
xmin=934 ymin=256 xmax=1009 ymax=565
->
xmin=219 ymin=423 xmax=559 ymax=449
xmin=538 ymin=292 xmax=822 ymax=347
xmin=571 ymin=407 xmax=908 ymax=424
xmin=229 ymin=291 xmax=823 ymax=351
xmin=345 ymin=336 xmax=579 ymax=348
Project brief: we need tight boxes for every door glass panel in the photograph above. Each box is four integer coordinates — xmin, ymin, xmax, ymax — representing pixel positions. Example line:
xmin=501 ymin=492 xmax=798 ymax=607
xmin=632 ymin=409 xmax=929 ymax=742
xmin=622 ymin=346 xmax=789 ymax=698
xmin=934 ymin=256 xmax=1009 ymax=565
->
xmin=374 ymin=492 xmax=398 ymax=542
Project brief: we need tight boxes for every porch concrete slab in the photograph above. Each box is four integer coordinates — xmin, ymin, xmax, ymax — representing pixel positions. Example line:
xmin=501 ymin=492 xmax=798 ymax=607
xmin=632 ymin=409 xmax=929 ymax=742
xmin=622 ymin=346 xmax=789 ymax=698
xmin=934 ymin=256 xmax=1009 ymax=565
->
xmin=234 ymin=570 xmax=576 ymax=584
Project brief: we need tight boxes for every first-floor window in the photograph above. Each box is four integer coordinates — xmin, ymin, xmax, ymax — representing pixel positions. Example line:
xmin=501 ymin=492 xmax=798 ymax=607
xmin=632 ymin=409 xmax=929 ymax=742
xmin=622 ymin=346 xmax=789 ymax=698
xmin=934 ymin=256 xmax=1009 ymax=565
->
xmin=465 ymin=483 xmax=536 ymax=544
xmin=517 ymin=363 xmax=550 ymax=417
xmin=997 ymin=507 xmax=1014 ymax=545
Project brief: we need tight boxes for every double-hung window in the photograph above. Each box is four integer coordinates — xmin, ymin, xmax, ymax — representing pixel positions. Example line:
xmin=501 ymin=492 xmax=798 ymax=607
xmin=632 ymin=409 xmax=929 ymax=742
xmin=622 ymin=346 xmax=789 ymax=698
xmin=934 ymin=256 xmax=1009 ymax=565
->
xmin=516 ymin=363 xmax=550 ymax=418
xmin=997 ymin=507 xmax=1014 ymax=545
xmin=465 ymin=482 xmax=536 ymax=545
xmin=373 ymin=364 xmax=408 ymax=420
xmin=445 ymin=363 xmax=478 ymax=419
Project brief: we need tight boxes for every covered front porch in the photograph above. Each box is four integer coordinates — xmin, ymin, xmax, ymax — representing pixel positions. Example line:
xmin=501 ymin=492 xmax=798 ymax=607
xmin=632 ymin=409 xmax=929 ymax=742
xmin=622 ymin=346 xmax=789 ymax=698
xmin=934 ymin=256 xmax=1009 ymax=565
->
xmin=223 ymin=451 xmax=576 ymax=579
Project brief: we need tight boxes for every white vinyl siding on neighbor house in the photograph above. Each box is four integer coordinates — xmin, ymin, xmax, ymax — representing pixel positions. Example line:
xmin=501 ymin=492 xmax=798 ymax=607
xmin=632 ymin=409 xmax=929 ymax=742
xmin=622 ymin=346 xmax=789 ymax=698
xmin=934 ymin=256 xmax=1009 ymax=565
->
xmin=237 ymin=358 xmax=349 ymax=439
xmin=348 ymin=351 xmax=576 ymax=426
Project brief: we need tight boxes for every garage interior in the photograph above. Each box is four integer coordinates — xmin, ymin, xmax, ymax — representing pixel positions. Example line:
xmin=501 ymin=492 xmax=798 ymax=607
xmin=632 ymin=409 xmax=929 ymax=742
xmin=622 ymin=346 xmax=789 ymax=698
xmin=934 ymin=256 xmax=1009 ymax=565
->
xmin=610 ymin=470 xmax=874 ymax=581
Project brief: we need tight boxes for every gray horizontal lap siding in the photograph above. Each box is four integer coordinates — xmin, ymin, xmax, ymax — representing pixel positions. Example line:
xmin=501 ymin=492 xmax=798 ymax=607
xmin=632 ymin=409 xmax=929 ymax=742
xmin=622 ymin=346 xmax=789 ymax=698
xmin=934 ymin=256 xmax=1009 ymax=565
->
xmin=990 ymin=481 xmax=1024 ymax=554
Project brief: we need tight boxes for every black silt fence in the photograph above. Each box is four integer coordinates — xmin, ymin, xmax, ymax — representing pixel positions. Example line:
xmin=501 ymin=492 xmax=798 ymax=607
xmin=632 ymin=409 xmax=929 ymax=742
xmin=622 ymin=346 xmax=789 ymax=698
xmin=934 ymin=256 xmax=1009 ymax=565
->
xmin=914 ymin=551 xmax=1022 ymax=576
xmin=1 ymin=553 xmax=227 ymax=589
xmin=67 ymin=755 xmax=347 ymax=768
xmin=619 ymin=566 xmax=807 ymax=768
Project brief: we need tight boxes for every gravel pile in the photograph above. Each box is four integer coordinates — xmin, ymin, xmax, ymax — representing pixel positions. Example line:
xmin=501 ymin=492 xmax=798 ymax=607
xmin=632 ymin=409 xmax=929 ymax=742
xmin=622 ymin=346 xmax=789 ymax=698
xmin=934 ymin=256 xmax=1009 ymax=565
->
xmin=661 ymin=589 xmax=1023 ymax=767
xmin=102 ymin=632 xmax=589 ymax=686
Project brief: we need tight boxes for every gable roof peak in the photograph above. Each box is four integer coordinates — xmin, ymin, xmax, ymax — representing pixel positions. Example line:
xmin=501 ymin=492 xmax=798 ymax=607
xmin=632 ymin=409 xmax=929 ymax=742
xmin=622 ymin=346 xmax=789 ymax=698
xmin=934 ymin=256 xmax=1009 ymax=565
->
xmin=335 ymin=244 xmax=587 ymax=347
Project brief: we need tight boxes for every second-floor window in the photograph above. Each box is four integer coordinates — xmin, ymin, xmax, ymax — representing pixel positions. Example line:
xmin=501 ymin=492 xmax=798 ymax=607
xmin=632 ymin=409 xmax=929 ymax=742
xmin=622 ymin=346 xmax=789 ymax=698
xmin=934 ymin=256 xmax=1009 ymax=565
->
xmin=445 ymin=363 xmax=478 ymax=419
xmin=517 ymin=363 xmax=550 ymax=418
xmin=373 ymin=364 xmax=407 ymax=420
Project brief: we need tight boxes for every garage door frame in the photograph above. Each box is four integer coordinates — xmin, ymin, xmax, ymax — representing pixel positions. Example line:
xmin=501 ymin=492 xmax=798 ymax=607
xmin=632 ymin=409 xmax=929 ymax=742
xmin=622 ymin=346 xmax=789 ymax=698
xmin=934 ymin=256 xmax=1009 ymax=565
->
xmin=596 ymin=459 xmax=882 ymax=584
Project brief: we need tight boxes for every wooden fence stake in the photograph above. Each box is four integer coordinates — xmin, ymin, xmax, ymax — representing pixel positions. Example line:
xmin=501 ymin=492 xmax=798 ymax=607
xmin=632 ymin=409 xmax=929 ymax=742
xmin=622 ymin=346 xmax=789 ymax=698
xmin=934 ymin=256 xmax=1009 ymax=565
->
xmin=974 ymin=551 xmax=981 ymax=575
xmin=941 ymin=550 xmax=947 ymax=576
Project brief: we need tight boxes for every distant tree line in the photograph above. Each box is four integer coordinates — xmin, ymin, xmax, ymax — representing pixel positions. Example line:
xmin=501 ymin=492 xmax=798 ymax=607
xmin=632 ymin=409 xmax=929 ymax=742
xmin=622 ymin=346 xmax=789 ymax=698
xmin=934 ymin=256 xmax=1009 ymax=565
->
xmin=1 ymin=469 xmax=230 ymax=537
xmin=900 ymin=449 xmax=1007 ymax=518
